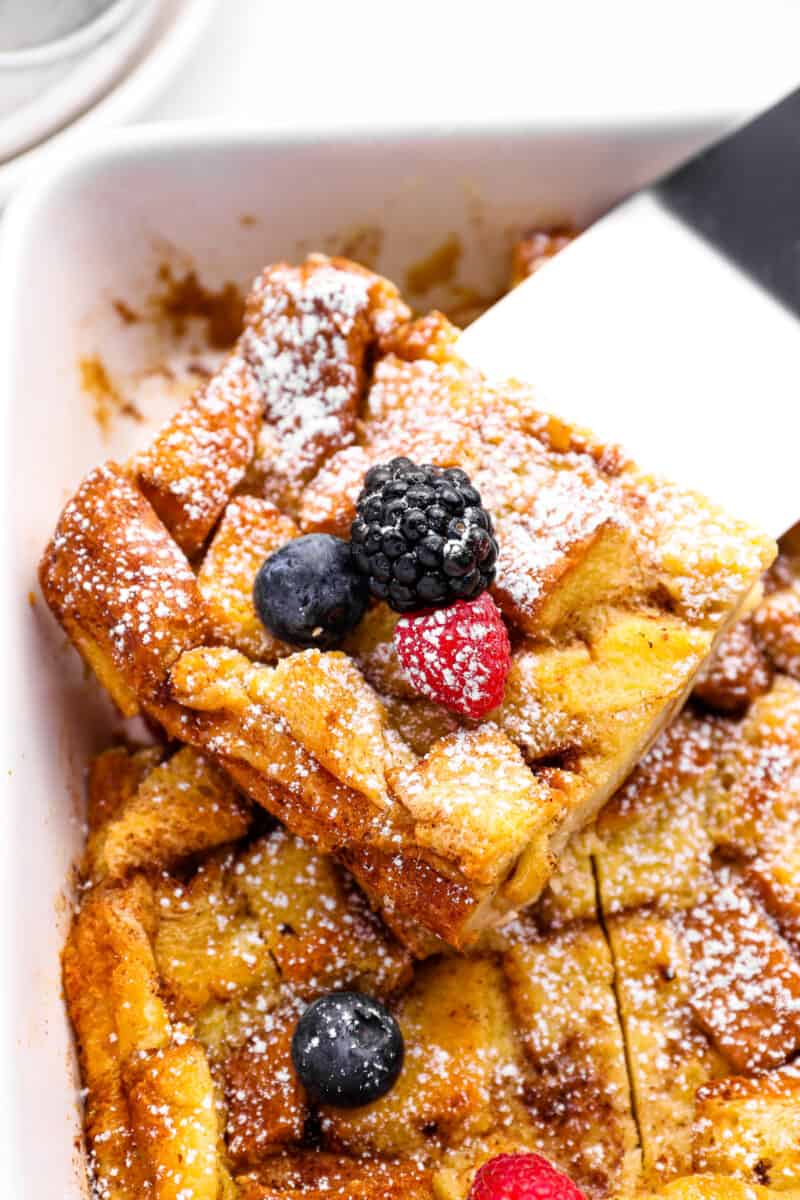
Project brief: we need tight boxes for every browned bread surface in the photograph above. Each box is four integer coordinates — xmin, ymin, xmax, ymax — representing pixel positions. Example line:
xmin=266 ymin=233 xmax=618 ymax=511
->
xmin=41 ymin=251 xmax=775 ymax=954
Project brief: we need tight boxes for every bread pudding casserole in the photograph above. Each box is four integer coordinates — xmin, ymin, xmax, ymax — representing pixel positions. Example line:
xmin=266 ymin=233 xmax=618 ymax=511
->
xmin=39 ymin=227 xmax=799 ymax=1200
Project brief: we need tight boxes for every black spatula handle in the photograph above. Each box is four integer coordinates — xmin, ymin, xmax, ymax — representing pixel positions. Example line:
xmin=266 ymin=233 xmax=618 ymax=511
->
xmin=656 ymin=86 xmax=800 ymax=316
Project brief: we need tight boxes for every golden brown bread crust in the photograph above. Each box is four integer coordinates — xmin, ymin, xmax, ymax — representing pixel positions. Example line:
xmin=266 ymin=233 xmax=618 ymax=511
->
xmin=49 ymin=244 xmax=800 ymax=1200
xmin=510 ymin=227 xmax=577 ymax=288
xmin=40 ymin=254 xmax=776 ymax=951
xmin=133 ymin=355 xmax=264 ymax=558
xmin=38 ymin=461 xmax=211 ymax=717
xmin=240 ymin=255 xmax=410 ymax=514
xmin=63 ymin=593 xmax=800 ymax=1199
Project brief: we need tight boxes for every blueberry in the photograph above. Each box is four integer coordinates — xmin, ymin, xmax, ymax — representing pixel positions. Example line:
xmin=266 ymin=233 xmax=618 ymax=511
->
xmin=291 ymin=992 xmax=404 ymax=1108
xmin=253 ymin=534 xmax=368 ymax=650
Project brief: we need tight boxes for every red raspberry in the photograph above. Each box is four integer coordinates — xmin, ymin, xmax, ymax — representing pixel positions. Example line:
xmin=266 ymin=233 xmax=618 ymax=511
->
xmin=393 ymin=592 xmax=511 ymax=719
xmin=469 ymin=1153 xmax=587 ymax=1200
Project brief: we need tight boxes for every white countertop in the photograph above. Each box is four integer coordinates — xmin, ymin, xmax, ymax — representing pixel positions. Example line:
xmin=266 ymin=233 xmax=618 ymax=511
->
xmin=142 ymin=0 xmax=800 ymax=133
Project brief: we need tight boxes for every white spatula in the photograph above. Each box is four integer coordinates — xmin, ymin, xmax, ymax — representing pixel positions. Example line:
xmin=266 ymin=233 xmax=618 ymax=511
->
xmin=458 ymin=87 xmax=800 ymax=537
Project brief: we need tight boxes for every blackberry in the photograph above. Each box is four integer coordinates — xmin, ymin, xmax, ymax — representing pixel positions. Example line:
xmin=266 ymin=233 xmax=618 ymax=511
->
xmin=350 ymin=457 xmax=498 ymax=613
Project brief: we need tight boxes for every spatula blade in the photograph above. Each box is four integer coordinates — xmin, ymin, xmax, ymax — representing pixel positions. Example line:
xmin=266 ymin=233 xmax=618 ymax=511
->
xmin=458 ymin=190 xmax=799 ymax=537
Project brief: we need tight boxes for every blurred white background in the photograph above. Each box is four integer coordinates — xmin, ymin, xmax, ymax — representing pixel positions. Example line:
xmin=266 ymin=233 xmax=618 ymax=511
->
xmin=147 ymin=0 xmax=800 ymax=130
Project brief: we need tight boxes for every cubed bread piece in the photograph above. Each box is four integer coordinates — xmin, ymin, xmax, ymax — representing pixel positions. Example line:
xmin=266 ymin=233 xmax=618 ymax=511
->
xmin=86 ymin=745 xmax=251 ymax=880
xmin=234 ymin=829 xmax=410 ymax=997
xmin=262 ymin=650 xmax=394 ymax=807
xmin=492 ymin=498 xmax=642 ymax=638
xmin=592 ymin=713 xmax=719 ymax=914
xmin=236 ymin=1153 xmax=433 ymax=1200
xmin=510 ymin=228 xmax=576 ymax=288
xmin=133 ymin=354 xmax=263 ymax=557
xmin=606 ymin=910 xmax=727 ymax=1188
xmin=124 ymin=1039 xmax=220 ymax=1199
xmin=753 ymin=583 xmax=800 ymax=676
xmin=322 ymin=957 xmax=524 ymax=1156
xmin=39 ymin=462 xmax=210 ymax=717
xmin=224 ymin=1009 xmax=308 ymax=1165
xmin=197 ymin=495 xmax=298 ymax=660
xmin=240 ymin=255 xmax=409 ymax=513
xmin=63 ymin=878 xmax=220 ymax=1199
xmin=646 ymin=1176 xmax=775 ymax=1200
xmin=504 ymin=924 xmax=640 ymax=1198
xmin=86 ymin=744 xmax=162 ymax=832
xmin=397 ymin=726 xmax=563 ymax=889
xmin=154 ymin=856 xmax=275 ymax=1015
xmin=684 ymin=881 xmax=800 ymax=1073
xmin=693 ymin=1065 xmax=800 ymax=1189
xmin=693 ymin=620 xmax=773 ymax=715
xmin=710 ymin=677 xmax=800 ymax=855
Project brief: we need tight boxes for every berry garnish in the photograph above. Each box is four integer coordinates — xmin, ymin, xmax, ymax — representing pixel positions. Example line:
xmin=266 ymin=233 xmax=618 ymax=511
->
xmin=394 ymin=592 xmax=511 ymax=718
xmin=291 ymin=992 xmax=404 ymax=1108
xmin=351 ymin=457 xmax=498 ymax=613
xmin=253 ymin=533 xmax=368 ymax=650
xmin=469 ymin=1153 xmax=588 ymax=1200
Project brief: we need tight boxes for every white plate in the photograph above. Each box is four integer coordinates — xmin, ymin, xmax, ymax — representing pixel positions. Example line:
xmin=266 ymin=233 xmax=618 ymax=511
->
xmin=0 ymin=120 xmax=725 ymax=1195
xmin=0 ymin=0 xmax=217 ymax=201
xmin=0 ymin=0 xmax=159 ymax=162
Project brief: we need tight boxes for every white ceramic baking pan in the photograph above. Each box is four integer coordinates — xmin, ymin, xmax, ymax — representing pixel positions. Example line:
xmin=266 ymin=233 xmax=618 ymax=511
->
xmin=0 ymin=120 xmax=726 ymax=1196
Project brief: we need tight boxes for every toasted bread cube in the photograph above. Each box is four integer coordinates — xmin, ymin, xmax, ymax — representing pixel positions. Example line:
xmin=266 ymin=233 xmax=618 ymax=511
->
xmin=236 ymin=1153 xmax=433 ymax=1200
xmin=125 ymin=1039 xmax=220 ymax=1200
xmin=399 ymin=726 xmax=563 ymax=889
xmin=197 ymin=496 xmax=298 ymax=661
xmin=39 ymin=463 xmax=210 ymax=716
xmin=224 ymin=1011 xmax=308 ymax=1165
xmin=646 ymin=1177 xmax=774 ymax=1200
xmin=692 ymin=619 xmax=772 ymax=715
xmin=342 ymin=603 xmax=412 ymax=698
xmin=746 ymin=839 xmax=800 ymax=952
xmin=685 ymin=881 xmax=800 ymax=1072
xmin=86 ymin=746 xmax=251 ymax=880
xmin=299 ymin=443 xmax=373 ymax=537
xmin=240 ymin=256 xmax=409 ymax=513
xmin=235 ymin=829 xmax=410 ymax=996
xmin=63 ymin=877 xmax=200 ymax=1199
xmin=693 ymin=1065 xmax=800 ymax=1188
xmin=493 ymin=504 xmax=642 ymax=637
xmin=499 ymin=611 xmax=710 ymax=767
xmin=263 ymin=651 xmax=392 ymax=807
xmin=607 ymin=910 xmax=726 ymax=1187
xmin=154 ymin=857 xmax=276 ymax=1016
xmin=87 ymin=745 xmax=162 ymax=833
xmin=323 ymin=957 xmax=522 ymax=1156
xmin=710 ymin=678 xmax=800 ymax=857
xmin=504 ymin=924 xmax=640 ymax=1198
xmin=636 ymin=476 xmax=776 ymax=628
xmin=753 ymin=582 xmax=800 ymax=676
xmin=592 ymin=714 xmax=718 ymax=914
xmin=133 ymin=355 xmax=263 ymax=557
xmin=510 ymin=228 xmax=576 ymax=288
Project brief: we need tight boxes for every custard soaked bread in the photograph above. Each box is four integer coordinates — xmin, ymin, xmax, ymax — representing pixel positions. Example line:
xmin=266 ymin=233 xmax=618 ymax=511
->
xmin=41 ymin=254 xmax=775 ymax=948
xmin=63 ymin=560 xmax=800 ymax=1199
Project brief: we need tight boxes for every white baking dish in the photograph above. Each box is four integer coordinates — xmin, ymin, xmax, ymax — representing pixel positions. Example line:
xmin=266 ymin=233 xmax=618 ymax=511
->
xmin=0 ymin=120 xmax=726 ymax=1196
